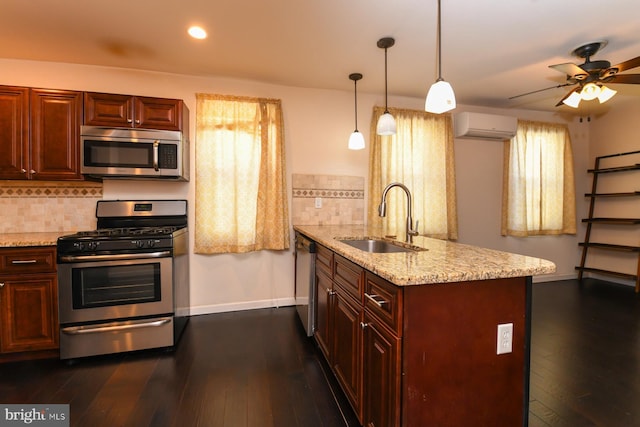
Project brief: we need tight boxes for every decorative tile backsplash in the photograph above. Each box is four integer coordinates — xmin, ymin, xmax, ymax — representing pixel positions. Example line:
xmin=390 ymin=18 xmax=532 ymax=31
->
xmin=292 ymin=174 xmax=365 ymax=225
xmin=0 ymin=181 xmax=103 ymax=233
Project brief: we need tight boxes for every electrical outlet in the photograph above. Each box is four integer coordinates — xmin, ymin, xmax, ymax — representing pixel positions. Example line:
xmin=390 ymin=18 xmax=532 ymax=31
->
xmin=314 ymin=197 xmax=322 ymax=209
xmin=497 ymin=323 xmax=513 ymax=355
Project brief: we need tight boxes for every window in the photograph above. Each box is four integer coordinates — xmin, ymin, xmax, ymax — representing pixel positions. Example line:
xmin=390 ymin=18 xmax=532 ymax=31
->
xmin=368 ymin=107 xmax=458 ymax=240
xmin=194 ymin=94 xmax=289 ymax=253
xmin=501 ymin=120 xmax=576 ymax=236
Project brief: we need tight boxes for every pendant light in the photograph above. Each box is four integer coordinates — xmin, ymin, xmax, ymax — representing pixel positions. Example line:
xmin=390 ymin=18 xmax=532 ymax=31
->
xmin=376 ymin=37 xmax=397 ymax=136
xmin=425 ymin=0 xmax=456 ymax=114
xmin=348 ymin=73 xmax=366 ymax=150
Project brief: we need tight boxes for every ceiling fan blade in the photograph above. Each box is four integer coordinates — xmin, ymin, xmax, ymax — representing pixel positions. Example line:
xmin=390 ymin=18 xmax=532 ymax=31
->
xmin=611 ymin=56 xmax=640 ymax=73
xmin=608 ymin=74 xmax=640 ymax=84
xmin=555 ymin=87 xmax=579 ymax=107
xmin=601 ymin=56 xmax=640 ymax=79
xmin=549 ymin=63 xmax=588 ymax=80
xmin=508 ymin=83 xmax=574 ymax=100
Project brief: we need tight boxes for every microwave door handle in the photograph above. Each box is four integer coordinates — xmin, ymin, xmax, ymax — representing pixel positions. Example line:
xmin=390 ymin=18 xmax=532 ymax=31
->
xmin=153 ymin=140 xmax=160 ymax=171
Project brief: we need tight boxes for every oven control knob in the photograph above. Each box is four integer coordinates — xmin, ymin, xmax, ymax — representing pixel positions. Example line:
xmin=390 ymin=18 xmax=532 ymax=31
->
xmin=73 ymin=242 xmax=85 ymax=251
xmin=136 ymin=240 xmax=145 ymax=248
xmin=147 ymin=239 xmax=156 ymax=248
xmin=87 ymin=241 xmax=98 ymax=251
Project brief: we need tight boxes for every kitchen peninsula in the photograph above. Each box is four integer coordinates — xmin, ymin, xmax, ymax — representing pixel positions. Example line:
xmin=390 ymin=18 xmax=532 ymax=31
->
xmin=294 ymin=224 xmax=555 ymax=427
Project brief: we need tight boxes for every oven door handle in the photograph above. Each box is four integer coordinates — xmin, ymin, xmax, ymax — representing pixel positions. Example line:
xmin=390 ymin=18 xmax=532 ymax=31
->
xmin=61 ymin=317 xmax=172 ymax=335
xmin=58 ymin=251 xmax=171 ymax=263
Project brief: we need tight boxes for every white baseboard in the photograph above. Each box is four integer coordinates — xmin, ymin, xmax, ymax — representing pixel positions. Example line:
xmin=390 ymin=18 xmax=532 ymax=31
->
xmin=189 ymin=297 xmax=296 ymax=316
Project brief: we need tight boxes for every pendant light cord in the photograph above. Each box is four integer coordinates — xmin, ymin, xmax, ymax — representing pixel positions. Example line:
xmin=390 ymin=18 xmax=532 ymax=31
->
xmin=436 ymin=0 xmax=442 ymax=81
xmin=384 ymin=47 xmax=389 ymax=112
xmin=354 ymin=79 xmax=359 ymax=130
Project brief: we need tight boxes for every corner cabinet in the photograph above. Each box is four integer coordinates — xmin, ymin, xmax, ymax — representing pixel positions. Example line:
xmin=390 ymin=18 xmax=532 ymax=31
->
xmin=84 ymin=92 xmax=187 ymax=131
xmin=313 ymin=242 xmax=531 ymax=427
xmin=0 ymin=247 xmax=59 ymax=361
xmin=576 ymin=150 xmax=640 ymax=292
xmin=0 ymin=86 xmax=83 ymax=180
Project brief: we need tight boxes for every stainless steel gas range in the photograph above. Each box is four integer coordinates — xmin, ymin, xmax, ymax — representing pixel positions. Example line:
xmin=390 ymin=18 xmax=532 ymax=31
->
xmin=56 ymin=200 xmax=189 ymax=360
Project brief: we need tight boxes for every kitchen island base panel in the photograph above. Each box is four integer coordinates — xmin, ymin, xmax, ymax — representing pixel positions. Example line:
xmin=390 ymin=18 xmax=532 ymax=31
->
xmin=403 ymin=276 xmax=530 ymax=426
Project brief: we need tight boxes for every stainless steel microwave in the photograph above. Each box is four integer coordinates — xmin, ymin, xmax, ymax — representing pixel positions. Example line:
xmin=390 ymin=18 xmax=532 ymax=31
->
xmin=80 ymin=126 xmax=189 ymax=181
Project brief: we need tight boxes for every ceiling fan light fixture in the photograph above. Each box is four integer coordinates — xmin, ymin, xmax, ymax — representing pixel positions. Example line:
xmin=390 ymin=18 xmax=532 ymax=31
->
xmin=425 ymin=79 xmax=456 ymax=113
xmin=376 ymin=37 xmax=396 ymax=136
xmin=425 ymin=0 xmax=455 ymax=114
xmin=562 ymin=91 xmax=582 ymax=108
xmin=580 ymin=82 xmax=601 ymax=101
xmin=597 ymin=85 xmax=617 ymax=103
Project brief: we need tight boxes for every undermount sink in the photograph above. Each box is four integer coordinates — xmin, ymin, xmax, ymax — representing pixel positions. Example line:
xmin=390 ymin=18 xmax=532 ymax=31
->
xmin=338 ymin=238 xmax=421 ymax=253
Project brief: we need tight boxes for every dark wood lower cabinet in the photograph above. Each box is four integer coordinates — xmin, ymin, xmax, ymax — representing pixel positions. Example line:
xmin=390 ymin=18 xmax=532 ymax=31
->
xmin=363 ymin=313 xmax=401 ymax=427
xmin=333 ymin=288 xmax=363 ymax=421
xmin=315 ymin=269 xmax=333 ymax=361
xmin=0 ymin=247 xmax=59 ymax=361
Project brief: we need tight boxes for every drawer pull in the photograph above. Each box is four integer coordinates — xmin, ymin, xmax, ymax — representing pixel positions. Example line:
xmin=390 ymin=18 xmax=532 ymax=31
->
xmin=365 ymin=292 xmax=388 ymax=307
xmin=11 ymin=259 xmax=38 ymax=264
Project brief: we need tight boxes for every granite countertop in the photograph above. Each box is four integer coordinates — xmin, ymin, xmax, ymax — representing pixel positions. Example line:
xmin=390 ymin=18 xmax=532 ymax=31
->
xmin=0 ymin=232 xmax=68 ymax=248
xmin=294 ymin=224 xmax=556 ymax=286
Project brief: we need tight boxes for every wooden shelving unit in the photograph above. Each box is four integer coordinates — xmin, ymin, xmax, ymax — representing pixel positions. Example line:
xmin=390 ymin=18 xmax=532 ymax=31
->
xmin=576 ymin=150 xmax=640 ymax=292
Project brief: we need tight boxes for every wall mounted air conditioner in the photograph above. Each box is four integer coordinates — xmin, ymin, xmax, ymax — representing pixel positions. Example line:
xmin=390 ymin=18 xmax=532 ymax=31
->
xmin=454 ymin=112 xmax=517 ymax=140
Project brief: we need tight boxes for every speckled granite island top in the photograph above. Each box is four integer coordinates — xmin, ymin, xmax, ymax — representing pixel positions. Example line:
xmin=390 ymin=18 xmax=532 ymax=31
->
xmin=294 ymin=225 xmax=556 ymax=286
xmin=0 ymin=232 xmax=67 ymax=248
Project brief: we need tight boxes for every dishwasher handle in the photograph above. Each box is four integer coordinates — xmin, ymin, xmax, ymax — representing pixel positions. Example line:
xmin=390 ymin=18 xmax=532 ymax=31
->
xmin=295 ymin=233 xmax=316 ymax=253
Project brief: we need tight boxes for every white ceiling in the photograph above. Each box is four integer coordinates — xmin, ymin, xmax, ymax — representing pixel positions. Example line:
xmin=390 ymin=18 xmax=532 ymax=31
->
xmin=2 ymin=0 xmax=639 ymax=113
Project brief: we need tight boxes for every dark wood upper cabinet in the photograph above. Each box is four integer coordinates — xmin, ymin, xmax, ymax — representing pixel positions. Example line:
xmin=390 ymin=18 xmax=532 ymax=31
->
xmin=0 ymin=86 xmax=30 ymax=179
xmin=0 ymin=86 xmax=83 ymax=180
xmin=84 ymin=92 xmax=187 ymax=131
xmin=30 ymin=89 xmax=83 ymax=180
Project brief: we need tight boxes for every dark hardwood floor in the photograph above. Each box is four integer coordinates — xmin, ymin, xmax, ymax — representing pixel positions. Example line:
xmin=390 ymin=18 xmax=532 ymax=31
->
xmin=1 ymin=278 xmax=639 ymax=427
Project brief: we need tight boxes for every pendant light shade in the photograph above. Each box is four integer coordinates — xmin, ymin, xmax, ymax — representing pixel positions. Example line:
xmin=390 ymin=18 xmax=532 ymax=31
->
xmin=425 ymin=0 xmax=456 ymax=114
xmin=376 ymin=37 xmax=396 ymax=136
xmin=348 ymin=73 xmax=365 ymax=150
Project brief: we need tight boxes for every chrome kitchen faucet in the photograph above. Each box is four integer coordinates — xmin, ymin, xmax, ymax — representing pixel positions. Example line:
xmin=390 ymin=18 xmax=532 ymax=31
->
xmin=378 ymin=182 xmax=419 ymax=243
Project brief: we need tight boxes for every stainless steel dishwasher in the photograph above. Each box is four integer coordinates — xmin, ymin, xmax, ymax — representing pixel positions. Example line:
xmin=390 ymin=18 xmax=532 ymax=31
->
xmin=294 ymin=232 xmax=316 ymax=337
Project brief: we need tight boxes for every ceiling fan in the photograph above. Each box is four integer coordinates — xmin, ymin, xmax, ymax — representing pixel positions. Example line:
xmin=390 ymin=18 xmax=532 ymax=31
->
xmin=510 ymin=41 xmax=640 ymax=108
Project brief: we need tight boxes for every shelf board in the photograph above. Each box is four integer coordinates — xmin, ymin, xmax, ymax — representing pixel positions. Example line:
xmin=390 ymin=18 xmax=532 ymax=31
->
xmin=588 ymin=164 xmax=640 ymax=174
xmin=585 ymin=191 xmax=640 ymax=198
xmin=581 ymin=218 xmax=640 ymax=225
xmin=578 ymin=242 xmax=640 ymax=252
xmin=575 ymin=267 xmax=638 ymax=281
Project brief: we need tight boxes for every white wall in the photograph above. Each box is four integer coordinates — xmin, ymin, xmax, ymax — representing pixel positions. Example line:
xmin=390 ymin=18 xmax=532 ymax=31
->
xmin=0 ymin=58 xmax=600 ymax=314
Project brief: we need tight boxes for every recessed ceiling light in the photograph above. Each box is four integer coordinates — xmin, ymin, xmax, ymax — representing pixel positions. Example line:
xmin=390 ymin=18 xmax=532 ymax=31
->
xmin=188 ymin=26 xmax=207 ymax=40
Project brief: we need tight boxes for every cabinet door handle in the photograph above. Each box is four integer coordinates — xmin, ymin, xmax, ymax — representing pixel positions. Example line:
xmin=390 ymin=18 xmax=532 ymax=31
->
xmin=0 ymin=282 xmax=4 ymax=288
xmin=30 ymin=170 xmax=36 ymax=174
xmin=326 ymin=288 xmax=335 ymax=296
xmin=11 ymin=259 xmax=37 ymax=264
xmin=21 ymin=168 xmax=27 ymax=174
xmin=135 ymin=119 xmax=141 ymax=124
xmin=360 ymin=322 xmax=368 ymax=329
xmin=127 ymin=118 xmax=133 ymax=123
xmin=365 ymin=292 xmax=388 ymax=307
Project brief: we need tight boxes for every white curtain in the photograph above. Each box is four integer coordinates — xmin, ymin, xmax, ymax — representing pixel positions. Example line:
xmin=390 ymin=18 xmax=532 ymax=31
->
xmin=502 ymin=120 xmax=576 ymax=236
xmin=195 ymin=94 xmax=289 ymax=253
xmin=368 ymin=106 xmax=458 ymax=240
